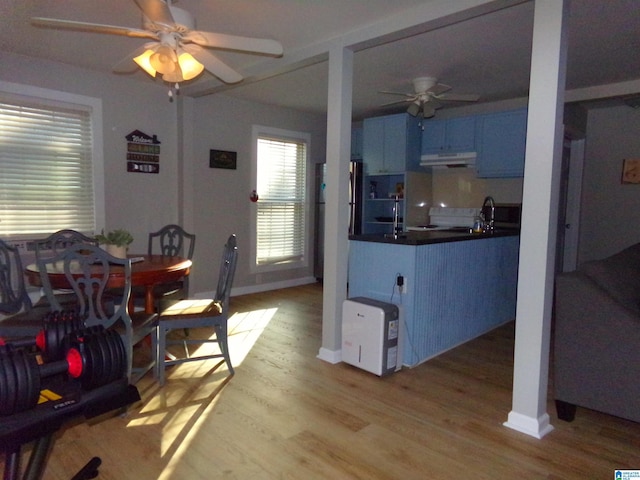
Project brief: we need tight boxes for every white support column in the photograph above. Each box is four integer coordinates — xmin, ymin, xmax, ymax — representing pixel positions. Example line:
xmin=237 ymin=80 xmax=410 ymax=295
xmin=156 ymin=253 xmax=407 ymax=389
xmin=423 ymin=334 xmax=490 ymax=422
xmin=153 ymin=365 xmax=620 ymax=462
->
xmin=317 ymin=45 xmax=353 ymax=363
xmin=504 ymin=0 xmax=569 ymax=438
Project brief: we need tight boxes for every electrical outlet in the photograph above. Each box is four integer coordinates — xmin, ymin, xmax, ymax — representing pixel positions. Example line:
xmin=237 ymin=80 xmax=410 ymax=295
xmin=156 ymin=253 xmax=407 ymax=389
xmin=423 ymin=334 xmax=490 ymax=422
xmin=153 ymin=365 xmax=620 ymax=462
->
xmin=396 ymin=274 xmax=406 ymax=292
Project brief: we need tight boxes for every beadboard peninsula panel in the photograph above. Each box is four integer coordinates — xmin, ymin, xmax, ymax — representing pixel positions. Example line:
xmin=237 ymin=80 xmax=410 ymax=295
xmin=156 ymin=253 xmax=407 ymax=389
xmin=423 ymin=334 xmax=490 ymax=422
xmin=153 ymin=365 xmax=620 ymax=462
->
xmin=348 ymin=236 xmax=519 ymax=366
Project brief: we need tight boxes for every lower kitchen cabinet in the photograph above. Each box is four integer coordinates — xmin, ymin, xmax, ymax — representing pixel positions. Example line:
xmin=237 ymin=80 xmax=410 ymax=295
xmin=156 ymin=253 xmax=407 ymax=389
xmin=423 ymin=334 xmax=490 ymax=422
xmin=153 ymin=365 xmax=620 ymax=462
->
xmin=348 ymin=234 xmax=520 ymax=366
xmin=476 ymin=108 xmax=528 ymax=178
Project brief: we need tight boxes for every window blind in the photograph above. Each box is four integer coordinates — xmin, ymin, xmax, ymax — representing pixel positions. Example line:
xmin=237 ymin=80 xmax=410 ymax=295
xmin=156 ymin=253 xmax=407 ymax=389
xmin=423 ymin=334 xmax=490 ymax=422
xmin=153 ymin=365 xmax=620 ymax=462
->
xmin=0 ymin=97 xmax=95 ymax=236
xmin=256 ymin=136 xmax=307 ymax=267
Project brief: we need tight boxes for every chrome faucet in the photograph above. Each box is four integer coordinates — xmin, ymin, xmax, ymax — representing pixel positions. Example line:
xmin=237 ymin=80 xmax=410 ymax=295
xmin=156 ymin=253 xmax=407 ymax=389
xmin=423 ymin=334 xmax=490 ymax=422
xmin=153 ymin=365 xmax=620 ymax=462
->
xmin=482 ymin=196 xmax=495 ymax=232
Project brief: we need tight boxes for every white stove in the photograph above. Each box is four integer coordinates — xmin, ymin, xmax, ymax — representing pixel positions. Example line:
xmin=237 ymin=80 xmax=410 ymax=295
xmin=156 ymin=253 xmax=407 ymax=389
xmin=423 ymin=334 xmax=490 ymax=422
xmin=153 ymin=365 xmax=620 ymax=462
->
xmin=407 ymin=207 xmax=480 ymax=231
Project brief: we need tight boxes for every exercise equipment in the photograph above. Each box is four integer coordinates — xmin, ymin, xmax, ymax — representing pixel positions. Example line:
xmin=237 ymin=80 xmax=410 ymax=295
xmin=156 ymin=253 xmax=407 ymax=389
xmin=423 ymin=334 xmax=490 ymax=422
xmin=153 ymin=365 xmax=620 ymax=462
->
xmin=0 ymin=326 xmax=126 ymax=415
xmin=0 ymin=317 xmax=140 ymax=480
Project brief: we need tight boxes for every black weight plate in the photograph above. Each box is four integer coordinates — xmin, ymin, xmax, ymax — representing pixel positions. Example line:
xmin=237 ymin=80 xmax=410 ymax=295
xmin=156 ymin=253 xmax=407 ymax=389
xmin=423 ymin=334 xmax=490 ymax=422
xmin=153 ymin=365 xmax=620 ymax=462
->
xmin=110 ymin=331 xmax=127 ymax=380
xmin=22 ymin=351 xmax=40 ymax=412
xmin=94 ymin=331 xmax=115 ymax=387
xmin=12 ymin=350 xmax=31 ymax=414
xmin=98 ymin=330 xmax=117 ymax=385
xmin=3 ymin=349 xmax=19 ymax=415
xmin=0 ymin=353 xmax=13 ymax=415
xmin=82 ymin=336 xmax=101 ymax=390
xmin=108 ymin=330 xmax=126 ymax=381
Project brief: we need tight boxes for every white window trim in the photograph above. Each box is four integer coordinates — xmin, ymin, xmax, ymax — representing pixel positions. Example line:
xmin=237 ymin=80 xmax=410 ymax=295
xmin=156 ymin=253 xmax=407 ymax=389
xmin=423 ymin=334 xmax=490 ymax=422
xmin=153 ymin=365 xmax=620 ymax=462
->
xmin=250 ymin=124 xmax=311 ymax=274
xmin=0 ymin=80 xmax=105 ymax=239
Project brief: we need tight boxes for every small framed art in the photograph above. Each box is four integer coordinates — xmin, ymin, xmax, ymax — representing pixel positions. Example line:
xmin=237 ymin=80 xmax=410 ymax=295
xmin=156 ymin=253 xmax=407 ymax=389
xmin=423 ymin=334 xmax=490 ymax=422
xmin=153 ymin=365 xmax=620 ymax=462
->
xmin=210 ymin=149 xmax=237 ymax=170
xmin=621 ymin=159 xmax=640 ymax=184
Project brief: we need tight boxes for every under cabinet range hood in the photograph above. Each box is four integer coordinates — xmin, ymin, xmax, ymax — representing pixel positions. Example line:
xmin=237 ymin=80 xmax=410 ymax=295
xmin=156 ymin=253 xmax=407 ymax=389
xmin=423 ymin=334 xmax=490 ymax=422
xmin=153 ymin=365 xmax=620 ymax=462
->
xmin=420 ymin=151 xmax=477 ymax=168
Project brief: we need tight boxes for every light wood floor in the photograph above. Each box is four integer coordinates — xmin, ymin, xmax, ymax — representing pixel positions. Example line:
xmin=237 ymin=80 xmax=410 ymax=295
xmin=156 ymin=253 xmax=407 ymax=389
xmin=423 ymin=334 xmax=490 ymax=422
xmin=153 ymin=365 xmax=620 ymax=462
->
xmin=5 ymin=283 xmax=640 ymax=479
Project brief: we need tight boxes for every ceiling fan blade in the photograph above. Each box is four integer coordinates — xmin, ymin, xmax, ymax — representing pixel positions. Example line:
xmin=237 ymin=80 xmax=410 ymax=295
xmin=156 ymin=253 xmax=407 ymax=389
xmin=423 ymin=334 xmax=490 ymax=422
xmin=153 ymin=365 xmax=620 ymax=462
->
xmin=184 ymin=31 xmax=283 ymax=56
xmin=426 ymin=83 xmax=451 ymax=96
xmin=437 ymin=93 xmax=480 ymax=102
xmin=31 ymin=17 xmax=157 ymax=39
xmin=113 ymin=45 xmax=149 ymax=73
xmin=133 ymin=0 xmax=175 ymax=28
xmin=380 ymin=98 xmax=413 ymax=107
xmin=190 ymin=47 xmax=243 ymax=84
xmin=378 ymin=90 xmax=414 ymax=97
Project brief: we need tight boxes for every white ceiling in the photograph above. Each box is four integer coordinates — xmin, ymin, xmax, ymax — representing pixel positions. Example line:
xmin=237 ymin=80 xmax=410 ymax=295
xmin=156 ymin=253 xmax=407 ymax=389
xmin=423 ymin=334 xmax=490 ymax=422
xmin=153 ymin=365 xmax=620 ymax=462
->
xmin=2 ymin=0 xmax=640 ymax=120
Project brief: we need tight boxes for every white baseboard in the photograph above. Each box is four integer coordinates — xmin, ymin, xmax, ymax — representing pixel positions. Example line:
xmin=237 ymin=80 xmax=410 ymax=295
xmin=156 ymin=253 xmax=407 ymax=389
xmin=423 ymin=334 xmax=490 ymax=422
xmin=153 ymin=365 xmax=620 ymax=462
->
xmin=194 ymin=276 xmax=318 ymax=299
xmin=503 ymin=410 xmax=554 ymax=439
xmin=317 ymin=347 xmax=342 ymax=364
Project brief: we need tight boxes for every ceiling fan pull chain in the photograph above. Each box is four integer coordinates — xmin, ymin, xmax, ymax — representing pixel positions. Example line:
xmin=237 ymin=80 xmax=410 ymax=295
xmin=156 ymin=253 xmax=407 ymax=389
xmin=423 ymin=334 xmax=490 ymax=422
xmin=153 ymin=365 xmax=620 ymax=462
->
xmin=167 ymin=83 xmax=180 ymax=102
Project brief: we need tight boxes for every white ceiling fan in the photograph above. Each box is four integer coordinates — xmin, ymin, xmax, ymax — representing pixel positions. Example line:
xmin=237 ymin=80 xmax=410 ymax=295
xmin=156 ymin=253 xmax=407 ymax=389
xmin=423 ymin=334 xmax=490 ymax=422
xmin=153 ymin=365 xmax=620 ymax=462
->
xmin=31 ymin=0 xmax=283 ymax=87
xmin=380 ymin=77 xmax=480 ymax=118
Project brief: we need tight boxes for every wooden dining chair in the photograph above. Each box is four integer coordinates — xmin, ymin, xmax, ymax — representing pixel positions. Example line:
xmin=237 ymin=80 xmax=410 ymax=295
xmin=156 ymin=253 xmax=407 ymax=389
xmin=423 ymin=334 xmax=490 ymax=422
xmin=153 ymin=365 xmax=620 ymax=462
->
xmin=32 ymin=229 xmax=98 ymax=309
xmin=130 ymin=225 xmax=196 ymax=313
xmin=154 ymin=234 xmax=237 ymax=386
xmin=0 ymin=238 xmax=50 ymax=337
xmin=37 ymin=243 xmax=157 ymax=384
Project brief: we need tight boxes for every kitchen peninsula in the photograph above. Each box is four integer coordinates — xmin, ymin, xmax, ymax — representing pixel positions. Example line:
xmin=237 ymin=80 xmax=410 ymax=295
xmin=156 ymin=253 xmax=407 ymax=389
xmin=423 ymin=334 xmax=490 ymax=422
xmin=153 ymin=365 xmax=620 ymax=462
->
xmin=347 ymin=230 xmax=520 ymax=367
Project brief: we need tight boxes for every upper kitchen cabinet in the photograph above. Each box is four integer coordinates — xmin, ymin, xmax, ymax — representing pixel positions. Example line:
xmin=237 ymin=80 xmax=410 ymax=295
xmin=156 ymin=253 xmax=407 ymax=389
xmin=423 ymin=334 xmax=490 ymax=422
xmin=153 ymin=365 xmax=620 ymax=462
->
xmin=476 ymin=108 xmax=528 ymax=178
xmin=362 ymin=113 xmax=421 ymax=173
xmin=421 ymin=116 xmax=476 ymax=155
xmin=351 ymin=126 xmax=363 ymax=160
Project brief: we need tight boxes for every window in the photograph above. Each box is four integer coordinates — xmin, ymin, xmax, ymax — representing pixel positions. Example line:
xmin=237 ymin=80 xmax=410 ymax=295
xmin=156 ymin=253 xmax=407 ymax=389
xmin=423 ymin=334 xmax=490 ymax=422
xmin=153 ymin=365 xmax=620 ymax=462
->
xmin=0 ymin=81 xmax=104 ymax=238
xmin=252 ymin=125 xmax=309 ymax=272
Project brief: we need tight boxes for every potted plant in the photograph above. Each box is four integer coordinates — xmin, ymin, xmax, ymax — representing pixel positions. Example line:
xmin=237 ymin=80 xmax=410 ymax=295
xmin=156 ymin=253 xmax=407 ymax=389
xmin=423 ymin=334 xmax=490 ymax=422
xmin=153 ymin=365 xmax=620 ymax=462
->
xmin=95 ymin=228 xmax=134 ymax=258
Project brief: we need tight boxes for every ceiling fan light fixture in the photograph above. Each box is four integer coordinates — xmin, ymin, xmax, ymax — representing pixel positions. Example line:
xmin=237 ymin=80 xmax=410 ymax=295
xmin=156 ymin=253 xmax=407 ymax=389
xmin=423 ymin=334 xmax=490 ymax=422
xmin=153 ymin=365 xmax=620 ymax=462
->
xmin=407 ymin=102 xmax=421 ymax=117
xmin=177 ymin=51 xmax=204 ymax=80
xmin=133 ymin=49 xmax=157 ymax=77
xmin=422 ymin=103 xmax=437 ymax=118
xmin=162 ymin=70 xmax=185 ymax=83
xmin=150 ymin=45 xmax=178 ymax=74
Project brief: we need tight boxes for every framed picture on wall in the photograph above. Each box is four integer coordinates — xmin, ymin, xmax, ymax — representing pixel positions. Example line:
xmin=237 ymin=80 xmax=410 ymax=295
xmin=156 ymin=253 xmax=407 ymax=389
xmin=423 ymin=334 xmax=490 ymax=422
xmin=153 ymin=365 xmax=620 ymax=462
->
xmin=210 ymin=149 xmax=237 ymax=170
xmin=621 ymin=158 xmax=640 ymax=184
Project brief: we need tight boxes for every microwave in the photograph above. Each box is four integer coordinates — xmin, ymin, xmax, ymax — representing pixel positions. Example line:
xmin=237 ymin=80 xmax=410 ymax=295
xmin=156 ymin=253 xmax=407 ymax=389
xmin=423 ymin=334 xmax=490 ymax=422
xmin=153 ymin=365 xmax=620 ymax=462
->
xmin=482 ymin=203 xmax=522 ymax=229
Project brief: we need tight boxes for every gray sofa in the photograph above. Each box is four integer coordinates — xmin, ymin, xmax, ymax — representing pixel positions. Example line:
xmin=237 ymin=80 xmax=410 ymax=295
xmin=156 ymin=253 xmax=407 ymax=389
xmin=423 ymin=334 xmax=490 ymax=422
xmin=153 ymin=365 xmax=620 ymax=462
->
xmin=554 ymin=243 xmax=640 ymax=423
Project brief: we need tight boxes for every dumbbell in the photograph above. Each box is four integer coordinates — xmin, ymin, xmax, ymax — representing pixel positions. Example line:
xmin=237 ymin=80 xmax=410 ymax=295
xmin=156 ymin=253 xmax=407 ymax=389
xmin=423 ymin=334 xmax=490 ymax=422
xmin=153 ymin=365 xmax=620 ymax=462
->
xmin=0 ymin=327 xmax=127 ymax=416
xmin=0 ymin=310 xmax=85 ymax=362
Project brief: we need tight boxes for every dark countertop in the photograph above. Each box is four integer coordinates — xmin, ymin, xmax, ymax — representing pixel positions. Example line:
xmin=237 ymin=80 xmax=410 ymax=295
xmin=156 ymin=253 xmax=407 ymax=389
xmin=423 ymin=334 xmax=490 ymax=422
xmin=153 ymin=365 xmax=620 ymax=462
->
xmin=349 ymin=228 xmax=520 ymax=246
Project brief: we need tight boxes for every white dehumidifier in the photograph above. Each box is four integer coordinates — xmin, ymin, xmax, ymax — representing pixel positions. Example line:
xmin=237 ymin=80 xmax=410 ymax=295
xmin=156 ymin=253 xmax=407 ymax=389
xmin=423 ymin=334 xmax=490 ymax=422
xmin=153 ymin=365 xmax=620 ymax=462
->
xmin=341 ymin=297 xmax=401 ymax=376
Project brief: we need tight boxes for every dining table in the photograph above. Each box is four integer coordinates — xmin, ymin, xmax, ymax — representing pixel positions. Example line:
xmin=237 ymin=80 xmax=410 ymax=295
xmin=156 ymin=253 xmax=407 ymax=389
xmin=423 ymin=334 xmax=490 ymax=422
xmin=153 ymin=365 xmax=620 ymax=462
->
xmin=24 ymin=254 xmax=192 ymax=314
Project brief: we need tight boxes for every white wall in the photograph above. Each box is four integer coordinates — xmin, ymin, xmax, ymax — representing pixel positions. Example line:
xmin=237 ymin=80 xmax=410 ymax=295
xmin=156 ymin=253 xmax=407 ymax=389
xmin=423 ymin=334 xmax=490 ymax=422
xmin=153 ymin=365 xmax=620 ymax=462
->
xmin=0 ymin=51 xmax=179 ymax=254
xmin=186 ymin=94 xmax=327 ymax=294
xmin=579 ymin=104 xmax=640 ymax=263
xmin=0 ymin=51 xmax=328 ymax=295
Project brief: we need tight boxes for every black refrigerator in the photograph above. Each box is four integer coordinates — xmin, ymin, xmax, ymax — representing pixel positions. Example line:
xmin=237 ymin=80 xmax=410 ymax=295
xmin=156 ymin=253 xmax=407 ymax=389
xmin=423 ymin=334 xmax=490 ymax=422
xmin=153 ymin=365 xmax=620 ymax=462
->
xmin=314 ymin=161 xmax=363 ymax=280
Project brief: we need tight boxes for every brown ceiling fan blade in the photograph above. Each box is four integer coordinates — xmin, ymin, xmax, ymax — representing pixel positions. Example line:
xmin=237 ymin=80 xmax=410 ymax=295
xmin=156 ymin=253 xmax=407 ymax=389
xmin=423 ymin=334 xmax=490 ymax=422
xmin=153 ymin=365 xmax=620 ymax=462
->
xmin=183 ymin=31 xmax=283 ymax=56
xmin=191 ymin=47 xmax=243 ymax=84
xmin=31 ymin=17 xmax=157 ymax=39
xmin=133 ymin=0 xmax=175 ymax=28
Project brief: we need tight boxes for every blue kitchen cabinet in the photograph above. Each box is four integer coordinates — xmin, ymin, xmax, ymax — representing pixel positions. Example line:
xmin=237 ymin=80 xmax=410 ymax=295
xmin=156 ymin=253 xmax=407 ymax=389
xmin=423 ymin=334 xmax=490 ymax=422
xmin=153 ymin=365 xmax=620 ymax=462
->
xmin=362 ymin=113 xmax=421 ymax=173
xmin=476 ymin=108 xmax=528 ymax=178
xmin=421 ymin=116 xmax=476 ymax=154
xmin=348 ymin=235 xmax=520 ymax=366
